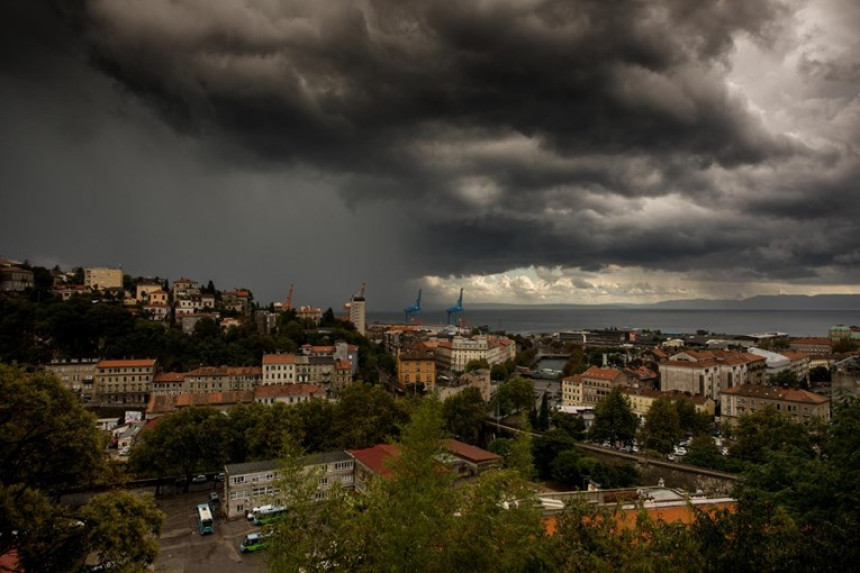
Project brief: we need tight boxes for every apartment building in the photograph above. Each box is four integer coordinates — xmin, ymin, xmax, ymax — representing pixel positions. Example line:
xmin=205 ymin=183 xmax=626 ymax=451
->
xmin=397 ymin=346 xmax=437 ymax=391
xmin=94 ymin=358 xmax=157 ymax=406
xmin=434 ymin=335 xmax=516 ymax=375
xmin=84 ymin=267 xmax=122 ymax=290
xmin=183 ymin=366 xmax=262 ymax=393
xmin=720 ymin=384 xmax=830 ymax=427
xmin=45 ymin=358 xmax=99 ymax=399
xmin=254 ymin=383 xmax=326 ymax=405
xmin=659 ymin=350 xmax=766 ymax=401
xmin=223 ymin=451 xmax=355 ymax=519
xmin=562 ymin=366 xmax=629 ymax=407
xmin=621 ymin=388 xmax=715 ymax=418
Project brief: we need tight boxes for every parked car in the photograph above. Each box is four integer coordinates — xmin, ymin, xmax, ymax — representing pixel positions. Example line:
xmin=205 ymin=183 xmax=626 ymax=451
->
xmin=192 ymin=474 xmax=208 ymax=484
xmin=118 ymin=447 xmax=130 ymax=456
xmin=209 ymin=492 xmax=220 ymax=505
xmin=215 ymin=472 xmax=225 ymax=482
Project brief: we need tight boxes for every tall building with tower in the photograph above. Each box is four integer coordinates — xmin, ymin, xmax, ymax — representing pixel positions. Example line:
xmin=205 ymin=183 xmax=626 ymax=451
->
xmin=345 ymin=283 xmax=366 ymax=336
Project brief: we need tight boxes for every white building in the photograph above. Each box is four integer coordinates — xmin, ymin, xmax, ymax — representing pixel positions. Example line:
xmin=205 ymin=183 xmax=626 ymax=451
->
xmin=222 ymin=451 xmax=355 ymax=519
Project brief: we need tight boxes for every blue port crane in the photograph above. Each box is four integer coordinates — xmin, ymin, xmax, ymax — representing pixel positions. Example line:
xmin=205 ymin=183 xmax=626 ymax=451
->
xmin=404 ymin=289 xmax=422 ymax=324
xmin=446 ymin=288 xmax=464 ymax=325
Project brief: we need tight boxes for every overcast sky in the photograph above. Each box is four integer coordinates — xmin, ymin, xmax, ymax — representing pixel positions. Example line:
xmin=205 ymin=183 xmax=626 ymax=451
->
xmin=2 ymin=0 xmax=859 ymax=310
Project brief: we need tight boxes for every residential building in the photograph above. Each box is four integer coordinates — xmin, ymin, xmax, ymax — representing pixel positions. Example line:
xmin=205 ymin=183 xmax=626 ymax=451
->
xmin=223 ymin=289 xmax=252 ymax=317
xmin=720 ymin=384 xmax=831 ymax=427
xmin=254 ymin=383 xmax=326 ymax=405
xmin=295 ymin=305 xmax=323 ymax=324
xmin=345 ymin=292 xmax=366 ymax=336
xmin=184 ymin=366 xmax=262 ymax=393
xmin=561 ymin=366 xmax=629 ymax=407
xmin=434 ymin=334 xmax=515 ymax=375
xmin=84 ymin=267 xmax=122 ymax=290
xmin=790 ymin=337 xmax=834 ymax=356
xmin=779 ymin=350 xmax=811 ymax=384
xmin=444 ymin=439 xmax=502 ymax=476
xmin=223 ymin=451 xmax=355 ymax=519
xmin=300 ymin=342 xmax=360 ymax=376
xmin=437 ymin=368 xmax=493 ymax=403
xmin=829 ymin=324 xmax=860 ymax=342
xmin=621 ymin=388 xmax=715 ymax=418
xmin=135 ymin=280 xmax=163 ymax=303
xmin=172 ymin=278 xmax=199 ymax=300
xmin=397 ymin=346 xmax=437 ymax=391
xmin=262 ymin=353 xmax=349 ymax=389
xmin=659 ymin=350 xmax=766 ymax=401
xmin=832 ymin=355 xmax=860 ymax=398
xmin=180 ymin=313 xmax=219 ymax=335
xmin=53 ymin=284 xmax=91 ymax=300
xmin=584 ymin=328 xmax=635 ymax=347
xmin=348 ymin=444 xmax=400 ymax=492
xmin=151 ymin=372 xmax=185 ymax=395
xmin=45 ymin=358 xmax=99 ymax=399
xmin=94 ymin=358 xmax=157 ymax=406
xmin=0 ymin=261 xmax=34 ymax=292
xmin=262 ymin=354 xmax=297 ymax=384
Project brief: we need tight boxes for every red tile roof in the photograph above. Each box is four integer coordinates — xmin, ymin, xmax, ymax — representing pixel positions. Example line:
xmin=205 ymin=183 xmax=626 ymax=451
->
xmin=154 ymin=372 xmax=185 ymax=383
xmin=721 ymin=384 xmax=829 ymax=404
xmin=254 ymin=384 xmax=325 ymax=398
xmin=263 ymin=354 xmax=297 ymax=365
xmin=347 ymin=444 xmax=400 ymax=477
xmin=445 ymin=439 xmax=501 ymax=465
xmin=581 ymin=366 xmax=623 ymax=380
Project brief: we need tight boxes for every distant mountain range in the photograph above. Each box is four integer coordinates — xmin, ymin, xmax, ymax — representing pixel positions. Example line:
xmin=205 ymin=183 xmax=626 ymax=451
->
xmin=465 ymin=294 xmax=860 ymax=311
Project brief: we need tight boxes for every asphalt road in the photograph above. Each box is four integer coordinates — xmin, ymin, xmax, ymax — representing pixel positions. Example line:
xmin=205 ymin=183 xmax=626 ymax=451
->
xmin=154 ymin=483 xmax=267 ymax=573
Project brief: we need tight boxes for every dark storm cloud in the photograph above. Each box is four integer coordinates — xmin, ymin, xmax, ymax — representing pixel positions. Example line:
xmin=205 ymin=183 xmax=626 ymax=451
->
xmin=7 ymin=0 xmax=860 ymax=297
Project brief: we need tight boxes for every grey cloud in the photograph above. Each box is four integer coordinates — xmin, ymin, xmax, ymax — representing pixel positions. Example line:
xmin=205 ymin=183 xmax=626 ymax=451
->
xmin=4 ymin=0 xmax=860 ymax=305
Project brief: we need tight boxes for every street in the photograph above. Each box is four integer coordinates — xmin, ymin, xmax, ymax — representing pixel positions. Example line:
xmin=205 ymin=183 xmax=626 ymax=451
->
xmin=154 ymin=484 xmax=266 ymax=573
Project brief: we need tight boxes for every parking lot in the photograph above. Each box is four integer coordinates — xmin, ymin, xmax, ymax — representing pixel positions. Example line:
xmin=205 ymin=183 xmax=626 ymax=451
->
xmin=153 ymin=481 xmax=267 ymax=573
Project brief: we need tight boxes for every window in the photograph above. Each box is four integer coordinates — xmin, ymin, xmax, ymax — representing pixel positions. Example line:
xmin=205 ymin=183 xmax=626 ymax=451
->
xmin=232 ymin=476 xmax=245 ymax=484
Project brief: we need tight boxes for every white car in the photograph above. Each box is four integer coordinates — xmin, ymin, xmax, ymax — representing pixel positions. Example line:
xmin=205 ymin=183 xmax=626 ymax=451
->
xmin=191 ymin=474 xmax=208 ymax=484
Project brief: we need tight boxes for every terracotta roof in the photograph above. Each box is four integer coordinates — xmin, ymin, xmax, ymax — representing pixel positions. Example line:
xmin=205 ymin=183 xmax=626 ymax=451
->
xmin=173 ymin=391 xmax=254 ymax=407
xmin=445 ymin=439 xmax=501 ymax=465
xmin=780 ymin=350 xmax=810 ymax=361
xmin=791 ymin=337 xmax=833 ymax=346
xmin=334 ymin=359 xmax=352 ymax=370
xmin=154 ymin=372 xmax=185 ymax=383
xmin=721 ymin=384 xmax=829 ymax=404
xmin=98 ymin=359 xmax=156 ymax=368
xmin=661 ymin=360 xmax=720 ymax=369
xmin=581 ymin=366 xmax=623 ymax=380
xmin=347 ymin=444 xmax=400 ymax=477
xmin=263 ymin=354 xmax=297 ymax=365
xmin=185 ymin=366 xmax=262 ymax=377
xmin=254 ymin=384 xmax=325 ymax=398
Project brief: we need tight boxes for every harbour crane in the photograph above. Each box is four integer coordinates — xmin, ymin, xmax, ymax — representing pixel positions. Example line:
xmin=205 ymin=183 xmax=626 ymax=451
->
xmin=404 ymin=289 xmax=422 ymax=324
xmin=446 ymin=288 xmax=464 ymax=325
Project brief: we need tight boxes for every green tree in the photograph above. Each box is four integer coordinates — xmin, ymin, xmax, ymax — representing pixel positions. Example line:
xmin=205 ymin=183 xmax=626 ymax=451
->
xmin=683 ymin=434 xmax=728 ymax=471
xmin=728 ymin=407 xmax=814 ymax=466
xmin=490 ymin=363 xmax=509 ymax=381
xmin=130 ymin=406 xmax=229 ymax=488
xmin=675 ymin=398 xmax=712 ymax=437
xmin=464 ymin=358 xmax=490 ymax=372
xmin=442 ymin=387 xmax=486 ymax=444
xmin=639 ymin=396 xmax=683 ymax=454
xmin=495 ymin=376 xmax=535 ymax=415
xmin=532 ymin=428 xmax=578 ymax=479
xmin=550 ymin=449 xmax=585 ymax=486
xmin=538 ymin=392 xmax=551 ymax=431
xmin=330 ymin=383 xmax=407 ymax=449
xmin=588 ymin=387 xmax=639 ymax=446
xmin=0 ymin=366 xmax=164 ymax=571
xmin=771 ymin=369 xmax=808 ymax=389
